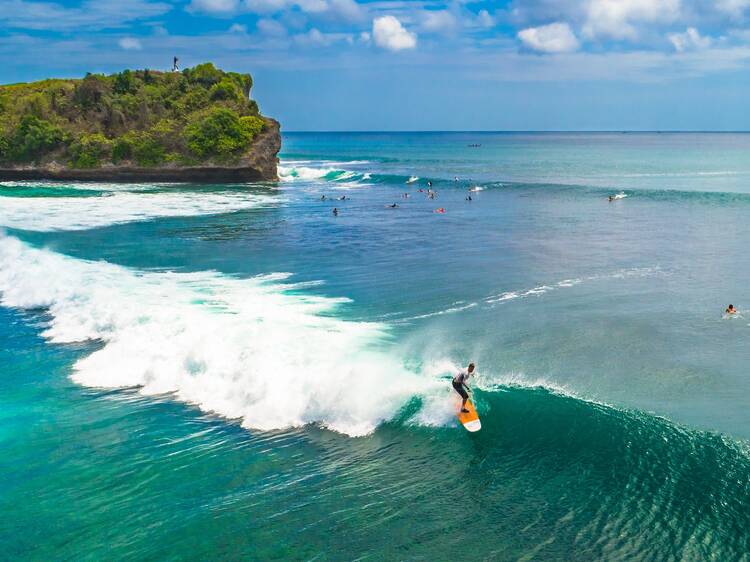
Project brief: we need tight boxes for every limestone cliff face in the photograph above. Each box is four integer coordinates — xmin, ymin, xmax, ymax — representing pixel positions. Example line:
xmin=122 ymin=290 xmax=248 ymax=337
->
xmin=0 ymin=64 xmax=281 ymax=183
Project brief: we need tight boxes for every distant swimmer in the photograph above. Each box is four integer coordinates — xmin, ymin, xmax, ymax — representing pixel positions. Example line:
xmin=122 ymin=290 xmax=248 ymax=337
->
xmin=403 ymin=193 xmax=409 ymax=198
xmin=726 ymin=304 xmax=737 ymax=315
xmin=435 ymin=207 xmax=446 ymax=214
xmin=387 ymin=203 xmax=399 ymax=208
xmin=452 ymin=363 xmax=476 ymax=413
xmin=338 ymin=195 xmax=348 ymax=201
xmin=332 ymin=207 xmax=339 ymax=216
xmin=454 ymin=177 xmax=459 ymax=182
xmin=608 ymin=196 xmax=614 ymax=202
xmin=466 ymin=195 xmax=472 ymax=201
xmin=427 ymin=181 xmax=433 ymax=188
xmin=320 ymin=195 xmax=327 ymax=201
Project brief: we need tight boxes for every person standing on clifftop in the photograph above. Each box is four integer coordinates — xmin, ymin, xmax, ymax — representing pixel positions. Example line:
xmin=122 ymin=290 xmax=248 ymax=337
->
xmin=172 ymin=56 xmax=179 ymax=72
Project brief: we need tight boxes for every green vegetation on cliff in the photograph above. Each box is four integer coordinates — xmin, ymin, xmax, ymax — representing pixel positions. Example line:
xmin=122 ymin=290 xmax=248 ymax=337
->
xmin=0 ymin=63 xmax=268 ymax=169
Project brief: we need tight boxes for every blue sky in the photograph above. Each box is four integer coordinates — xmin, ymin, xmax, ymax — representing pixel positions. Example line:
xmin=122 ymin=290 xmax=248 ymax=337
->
xmin=3 ymin=0 xmax=750 ymax=130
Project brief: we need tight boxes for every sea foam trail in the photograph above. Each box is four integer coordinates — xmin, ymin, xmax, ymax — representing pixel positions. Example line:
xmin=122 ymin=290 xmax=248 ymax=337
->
xmin=0 ymin=235 xmax=443 ymax=436
xmin=0 ymin=190 xmax=278 ymax=232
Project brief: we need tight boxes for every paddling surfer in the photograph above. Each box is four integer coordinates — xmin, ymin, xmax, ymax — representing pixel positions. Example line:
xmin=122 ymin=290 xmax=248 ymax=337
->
xmin=452 ymin=363 xmax=476 ymax=413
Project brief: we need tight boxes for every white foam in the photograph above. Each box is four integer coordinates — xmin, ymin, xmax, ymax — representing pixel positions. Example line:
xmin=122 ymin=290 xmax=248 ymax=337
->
xmin=0 ymin=190 xmax=277 ymax=231
xmin=556 ymin=278 xmax=583 ymax=288
xmin=485 ymin=291 xmax=519 ymax=304
xmin=278 ymin=165 xmax=343 ymax=181
xmin=0 ymin=180 xmax=176 ymax=192
xmin=0 ymin=235 xmax=447 ymax=436
xmin=396 ymin=302 xmax=477 ymax=322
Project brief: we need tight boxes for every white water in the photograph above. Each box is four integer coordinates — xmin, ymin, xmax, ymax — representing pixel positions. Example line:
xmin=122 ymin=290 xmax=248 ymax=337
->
xmin=278 ymin=165 xmax=343 ymax=181
xmin=0 ymin=190 xmax=278 ymax=231
xmin=0 ymin=234 xmax=446 ymax=436
xmin=278 ymin=162 xmax=372 ymax=185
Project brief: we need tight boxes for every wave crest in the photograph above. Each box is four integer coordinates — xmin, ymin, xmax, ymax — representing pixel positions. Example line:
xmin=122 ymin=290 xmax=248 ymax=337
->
xmin=0 ymin=235 xmax=443 ymax=436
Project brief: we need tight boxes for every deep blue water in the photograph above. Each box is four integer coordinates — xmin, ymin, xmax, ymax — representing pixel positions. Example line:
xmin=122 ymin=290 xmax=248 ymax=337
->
xmin=2 ymin=132 xmax=750 ymax=560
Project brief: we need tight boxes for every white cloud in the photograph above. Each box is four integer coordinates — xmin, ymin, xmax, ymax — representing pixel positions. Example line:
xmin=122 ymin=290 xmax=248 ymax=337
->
xmin=295 ymin=0 xmax=327 ymax=12
xmin=668 ymin=27 xmax=711 ymax=51
xmin=297 ymin=27 xmax=326 ymax=44
xmin=228 ymin=23 xmax=247 ymax=33
xmin=118 ymin=37 xmax=143 ymax=50
xmin=0 ymin=0 xmax=171 ymax=31
xmin=189 ymin=0 xmax=239 ymax=13
xmin=328 ymin=0 xmax=363 ymax=21
xmin=421 ymin=10 xmax=458 ymax=34
xmin=294 ymin=27 xmax=353 ymax=46
xmin=372 ymin=15 xmax=417 ymax=51
xmin=257 ymin=18 xmax=287 ymax=36
xmin=242 ymin=0 xmax=286 ymax=11
xmin=214 ymin=0 xmax=363 ymax=19
xmin=518 ymin=22 xmax=579 ymax=53
xmin=583 ymin=0 xmax=682 ymax=40
xmin=477 ymin=9 xmax=495 ymax=28
xmin=717 ymin=0 xmax=750 ymax=18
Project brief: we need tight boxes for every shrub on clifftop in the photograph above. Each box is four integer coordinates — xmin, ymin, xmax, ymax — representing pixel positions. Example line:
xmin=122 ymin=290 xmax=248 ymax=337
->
xmin=10 ymin=115 xmax=65 ymax=162
xmin=185 ymin=108 xmax=264 ymax=161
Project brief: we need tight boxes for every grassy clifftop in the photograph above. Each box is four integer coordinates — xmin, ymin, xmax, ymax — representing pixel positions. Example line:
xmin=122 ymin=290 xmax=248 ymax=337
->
xmin=0 ymin=63 xmax=280 ymax=180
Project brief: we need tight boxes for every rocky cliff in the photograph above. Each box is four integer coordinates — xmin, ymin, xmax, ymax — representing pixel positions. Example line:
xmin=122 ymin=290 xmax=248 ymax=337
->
xmin=0 ymin=63 xmax=281 ymax=183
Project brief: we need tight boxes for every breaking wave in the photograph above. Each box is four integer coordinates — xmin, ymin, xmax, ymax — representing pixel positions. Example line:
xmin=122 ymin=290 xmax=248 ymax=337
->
xmin=0 ymin=234 xmax=447 ymax=436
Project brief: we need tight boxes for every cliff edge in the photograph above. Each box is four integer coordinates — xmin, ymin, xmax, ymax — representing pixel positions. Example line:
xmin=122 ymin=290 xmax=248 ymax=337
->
xmin=0 ymin=63 xmax=281 ymax=183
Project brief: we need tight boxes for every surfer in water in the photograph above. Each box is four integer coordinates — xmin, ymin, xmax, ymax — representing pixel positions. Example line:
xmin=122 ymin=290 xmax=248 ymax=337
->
xmin=452 ymin=363 xmax=476 ymax=413
xmin=726 ymin=304 xmax=737 ymax=315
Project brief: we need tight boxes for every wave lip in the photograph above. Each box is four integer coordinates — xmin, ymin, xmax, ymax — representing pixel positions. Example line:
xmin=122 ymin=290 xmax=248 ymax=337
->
xmin=0 ymin=235 xmax=443 ymax=436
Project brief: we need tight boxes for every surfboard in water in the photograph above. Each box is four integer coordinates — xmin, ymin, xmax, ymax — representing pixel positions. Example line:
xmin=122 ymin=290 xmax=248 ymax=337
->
xmin=457 ymin=398 xmax=481 ymax=432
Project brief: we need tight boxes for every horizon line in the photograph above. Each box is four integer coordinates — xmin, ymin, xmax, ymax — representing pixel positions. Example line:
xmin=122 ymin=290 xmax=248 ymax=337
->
xmin=283 ymin=130 xmax=750 ymax=134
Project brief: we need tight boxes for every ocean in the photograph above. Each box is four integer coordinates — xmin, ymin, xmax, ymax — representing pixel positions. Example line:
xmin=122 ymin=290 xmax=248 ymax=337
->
xmin=2 ymin=132 xmax=750 ymax=560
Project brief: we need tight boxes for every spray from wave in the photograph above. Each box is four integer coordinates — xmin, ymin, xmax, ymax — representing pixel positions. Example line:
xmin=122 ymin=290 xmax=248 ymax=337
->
xmin=0 ymin=234 xmax=448 ymax=436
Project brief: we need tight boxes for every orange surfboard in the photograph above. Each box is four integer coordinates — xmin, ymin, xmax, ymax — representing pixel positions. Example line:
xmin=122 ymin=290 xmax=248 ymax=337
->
xmin=457 ymin=398 xmax=481 ymax=432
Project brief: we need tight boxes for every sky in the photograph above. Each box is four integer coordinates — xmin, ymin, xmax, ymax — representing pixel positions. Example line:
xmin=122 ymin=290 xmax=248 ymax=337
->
xmin=3 ymin=0 xmax=750 ymax=130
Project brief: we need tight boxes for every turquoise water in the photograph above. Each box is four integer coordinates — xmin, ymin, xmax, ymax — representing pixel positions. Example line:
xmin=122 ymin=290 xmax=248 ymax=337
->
xmin=3 ymin=132 xmax=750 ymax=560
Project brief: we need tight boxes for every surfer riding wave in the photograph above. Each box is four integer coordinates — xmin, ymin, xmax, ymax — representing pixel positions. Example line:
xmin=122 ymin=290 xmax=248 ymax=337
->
xmin=452 ymin=362 xmax=476 ymax=413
